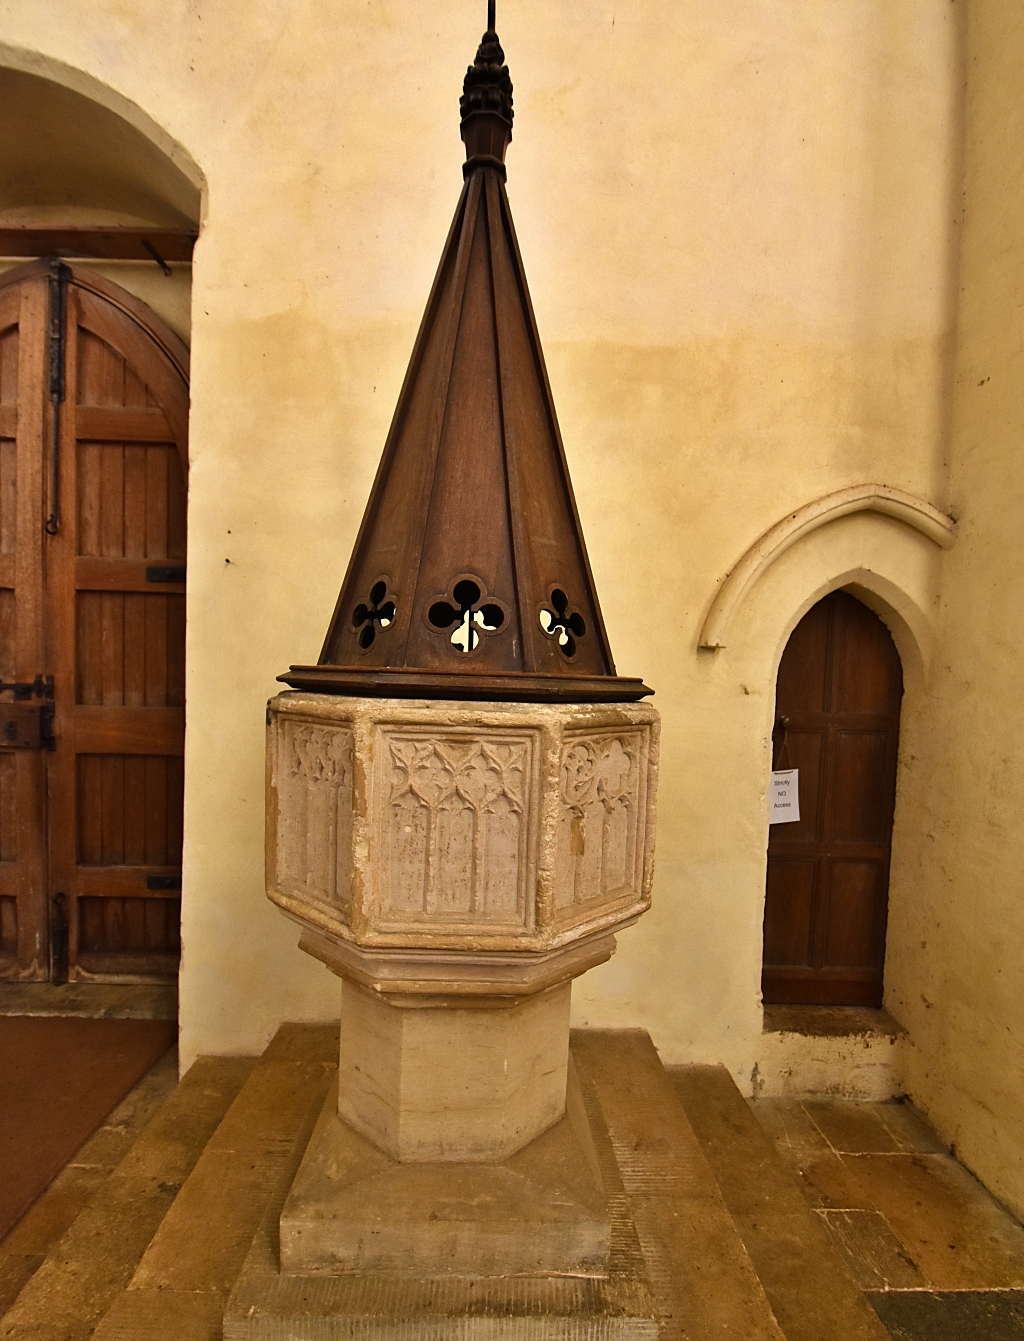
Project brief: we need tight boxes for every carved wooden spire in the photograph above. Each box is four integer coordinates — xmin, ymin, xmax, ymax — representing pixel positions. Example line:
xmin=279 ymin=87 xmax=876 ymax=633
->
xmin=281 ymin=14 xmax=651 ymax=703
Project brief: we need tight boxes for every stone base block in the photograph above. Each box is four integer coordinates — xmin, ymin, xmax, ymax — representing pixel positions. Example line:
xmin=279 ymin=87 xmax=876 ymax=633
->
xmin=225 ymin=1037 xmax=659 ymax=1340
xmin=338 ymin=978 xmax=571 ymax=1162
xmin=281 ymin=1052 xmax=608 ymax=1278
xmin=225 ymin=1276 xmax=658 ymax=1341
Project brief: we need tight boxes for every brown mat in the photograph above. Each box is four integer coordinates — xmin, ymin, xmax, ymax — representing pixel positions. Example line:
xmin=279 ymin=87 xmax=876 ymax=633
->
xmin=0 ymin=1015 xmax=176 ymax=1241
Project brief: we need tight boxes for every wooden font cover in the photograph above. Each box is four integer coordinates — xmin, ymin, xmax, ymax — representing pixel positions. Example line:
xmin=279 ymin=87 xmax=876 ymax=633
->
xmin=282 ymin=10 xmax=651 ymax=703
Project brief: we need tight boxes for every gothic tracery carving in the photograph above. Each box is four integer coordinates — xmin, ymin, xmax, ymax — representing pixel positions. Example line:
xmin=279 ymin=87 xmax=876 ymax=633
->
xmin=380 ymin=731 xmax=533 ymax=926
xmin=277 ymin=720 xmax=354 ymax=913
xmin=555 ymin=731 xmax=645 ymax=910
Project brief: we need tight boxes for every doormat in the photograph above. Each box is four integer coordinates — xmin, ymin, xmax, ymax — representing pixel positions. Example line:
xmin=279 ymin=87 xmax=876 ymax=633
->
xmin=0 ymin=1015 xmax=176 ymax=1240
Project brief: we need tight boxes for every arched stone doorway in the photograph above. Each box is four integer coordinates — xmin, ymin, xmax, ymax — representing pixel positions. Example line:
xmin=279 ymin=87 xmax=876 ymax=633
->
xmin=762 ymin=589 xmax=903 ymax=1006
xmin=0 ymin=261 xmax=188 ymax=983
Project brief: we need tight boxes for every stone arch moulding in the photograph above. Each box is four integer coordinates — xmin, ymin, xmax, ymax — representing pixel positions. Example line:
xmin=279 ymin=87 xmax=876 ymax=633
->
xmin=0 ymin=42 xmax=205 ymax=203
xmin=699 ymin=484 xmax=957 ymax=650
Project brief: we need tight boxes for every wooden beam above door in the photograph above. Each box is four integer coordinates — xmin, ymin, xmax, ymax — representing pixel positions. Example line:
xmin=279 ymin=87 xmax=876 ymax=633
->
xmin=0 ymin=228 xmax=196 ymax=265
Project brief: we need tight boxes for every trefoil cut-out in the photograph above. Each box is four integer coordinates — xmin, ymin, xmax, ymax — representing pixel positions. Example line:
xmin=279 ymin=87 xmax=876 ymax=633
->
xmin=352 ymin=579 xmax=397 ymax=652
xmin=539 ymin=588 xmax=586 ymax=659
xmin=427 ymin=576 xmax=508 ymax=655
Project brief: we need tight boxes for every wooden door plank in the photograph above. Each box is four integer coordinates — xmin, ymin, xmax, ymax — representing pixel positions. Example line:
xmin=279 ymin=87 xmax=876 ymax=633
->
xmin=4 ymin=276 xmax=49 ymax=979
xmin=75 ymin=557 xmax=184 ymax=593
xmin=71 ymin=706 xmax=183 ymax=754
xmin=74 ymin=406 xmax=171 ymax=442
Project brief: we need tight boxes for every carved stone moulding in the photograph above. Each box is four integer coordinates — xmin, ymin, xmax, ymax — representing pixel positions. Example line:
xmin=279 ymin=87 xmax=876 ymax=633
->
xmin=266 ymin=693 xmax=660 ymax=987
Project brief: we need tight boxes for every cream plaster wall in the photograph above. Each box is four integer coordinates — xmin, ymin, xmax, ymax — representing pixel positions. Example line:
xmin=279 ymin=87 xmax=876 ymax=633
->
xmin=0 ymin=4 xmax=961 ymax=1084
xmin=884 ymin=1 xmax=1024 ymax=1220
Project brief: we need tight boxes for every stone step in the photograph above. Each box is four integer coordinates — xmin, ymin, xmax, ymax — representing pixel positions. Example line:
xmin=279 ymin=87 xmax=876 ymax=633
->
xmin=3 ymin=1024 xmax=903 ymax=1341
xmin=755 ymin=1005 xmax=906 ymax=1100
xmin=666 ymin=1062 xmax=891 ymax=1341
xmin=90 ymin=1023 xmax=337 ymax=1341
xmin=572 ymin=1030 xmax=788 ymax=1341
xmin=0 ymin=1051 xmax=256 ymax=1341
xmin=0 ymin=1045 xmax=180 ymax=1319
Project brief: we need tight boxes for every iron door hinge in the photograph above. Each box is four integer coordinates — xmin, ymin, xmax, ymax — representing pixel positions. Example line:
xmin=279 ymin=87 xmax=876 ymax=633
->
xmin=45 ymin=260 xmax=71 ymax=537
xmin=0 ymin=675 xmax=56 ymax=750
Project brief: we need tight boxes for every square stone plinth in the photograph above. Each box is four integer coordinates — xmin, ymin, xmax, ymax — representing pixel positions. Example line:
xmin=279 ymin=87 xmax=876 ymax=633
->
xmin=280 ymin=1053 xmax=608 ymax=1278
xmin=225 ymin=1039 xmax=659 ymax=1341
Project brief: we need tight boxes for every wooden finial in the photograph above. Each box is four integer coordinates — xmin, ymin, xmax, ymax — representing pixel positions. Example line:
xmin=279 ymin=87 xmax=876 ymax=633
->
xmin=459 ymin=15 xmax=514 ymax=169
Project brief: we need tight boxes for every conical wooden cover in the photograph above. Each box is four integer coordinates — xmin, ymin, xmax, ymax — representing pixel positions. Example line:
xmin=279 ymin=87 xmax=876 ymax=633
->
xmin=282 ymin=27 xmax=650 ymax=703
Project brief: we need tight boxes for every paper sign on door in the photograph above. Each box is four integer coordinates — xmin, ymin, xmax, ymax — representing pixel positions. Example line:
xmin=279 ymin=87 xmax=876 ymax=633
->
xmin=769 ymin=769 xmax=800 ymax=823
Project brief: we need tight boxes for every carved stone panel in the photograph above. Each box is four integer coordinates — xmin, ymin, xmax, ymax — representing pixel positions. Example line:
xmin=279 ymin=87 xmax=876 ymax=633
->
xmin=274 ymin=718 xmax=354 ymax=917
xmin=554 ymin=728 xmax=650 ymax=915
xmin=375 ymin=728 xmax=537 ymax=932
xmin=267 ymin=693 xmax=658 ymax=960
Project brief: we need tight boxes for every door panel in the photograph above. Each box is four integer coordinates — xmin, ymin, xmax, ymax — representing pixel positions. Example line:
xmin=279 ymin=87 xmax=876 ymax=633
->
xmin=79 ymin=894 xmax=181 ymax=956
xmin=762 ymin=590 xmax=902 ymax=1006
xmin=777 ymin=599 xmax=829 ymax=712
xmin=831 ymin=731 xmax=890 ymax=842
xmin=780 ymin=729 xmax=825 ymax=842
xmin=76 ymin=754 xmax=184 ymax=865
xmin=0 ymin=261 xmax=188 ymax=982
xmin=763 ymin=859 xmax=816 ymax=966
xmin=833 ymin=600 xmax=901 ymax=714
xmin=822 ymin=861 xmax=883 ymax=968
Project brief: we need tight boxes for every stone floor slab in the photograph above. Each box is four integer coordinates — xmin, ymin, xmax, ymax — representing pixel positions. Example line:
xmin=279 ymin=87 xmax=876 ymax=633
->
xmin=737 ymin=1210 xmax=892 ymax=1341
xmin=871 ymin=1101 xmax=949 ymax=1155
xmin=803 ymin=1100 xmax=902 ymax=1153
xmin=666 ymin=1064 xmax=809 ymax=1217
xmin=749 ymin=1098 xmax=875 ymax=1210
xmin=576 ymin=1038 xmax=785 ymax=1341
xmin=89 ymin=1025 xmax=338 ymax=1341
xmin=87 ymin=1290 xmax=224 ymax=1341
xmin=845 ymin=1152 xmax=1024 ymax=1290
xmin=868 ymin=1288 xmax=1024 ymax=1341
xmin=206 ymin=1023 xmax=339 ymax=1155
xmin=0 ymin=983 xmax=177 ymax=1020
xmin=818 ymin=1208 xmax=927 ymax=1289
xmin=756 ymin=1092 xmax=1024 ymax=1315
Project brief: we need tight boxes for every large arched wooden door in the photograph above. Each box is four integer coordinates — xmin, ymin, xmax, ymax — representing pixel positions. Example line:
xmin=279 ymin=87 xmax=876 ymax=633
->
xmin=0 ymin=260 xmax=187 ymax=983
xmin=762 ymin=590 xmax=902 ymax=1006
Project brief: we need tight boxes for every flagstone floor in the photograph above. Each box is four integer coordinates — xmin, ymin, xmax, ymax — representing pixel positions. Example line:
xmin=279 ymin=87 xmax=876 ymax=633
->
xmin=2 ymin=1010 xmax=1024 ymax=1341
xmin=751 ymin=1095 xmax=1024 ymax=1341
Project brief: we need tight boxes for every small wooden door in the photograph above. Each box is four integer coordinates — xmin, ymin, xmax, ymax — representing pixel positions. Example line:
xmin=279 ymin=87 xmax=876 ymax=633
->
xmin=762 ymin=591 xmax=902 ymax=1006
xmin=0 ymin=260 xmax=187 ymax=983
